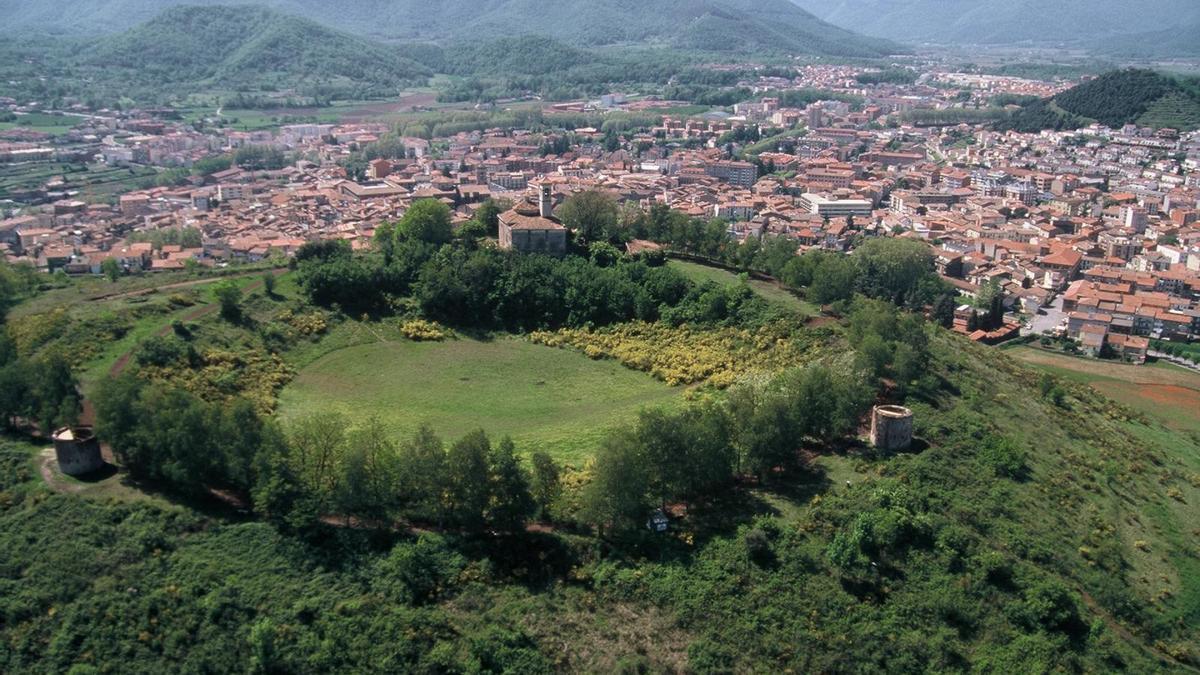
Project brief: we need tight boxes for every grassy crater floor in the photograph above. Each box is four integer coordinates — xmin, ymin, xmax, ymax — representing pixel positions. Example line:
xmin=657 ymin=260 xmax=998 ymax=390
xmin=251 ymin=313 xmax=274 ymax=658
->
xmin=277 ymin=336 xmax=681 ymax=463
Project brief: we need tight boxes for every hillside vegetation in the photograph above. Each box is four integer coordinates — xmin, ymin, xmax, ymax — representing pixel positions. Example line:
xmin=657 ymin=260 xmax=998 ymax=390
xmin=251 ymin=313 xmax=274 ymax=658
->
xmin=998 ymin=69 xmax=1200 ymax=132
xmin=1 ymin=197 xmax=1199 ymax=671
xmin=1098 ymin=22 xmax=1200 ymax=58
xmin=0 ymin=0 xmax=901 ymax=57
xmin=1 ymin=327 xmax=1198 ymax=671
xmin=441 ymin=36 xmax=592 ymax=77
xmin=0 ymin=2 xmax=901 ymax=107
xmin=86 ymin=6 xmax=431 ymax=95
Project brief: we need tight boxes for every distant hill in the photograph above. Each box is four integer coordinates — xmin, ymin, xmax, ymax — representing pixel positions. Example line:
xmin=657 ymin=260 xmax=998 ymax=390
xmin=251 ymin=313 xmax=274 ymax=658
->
xmin=0 ymin=0 xmax=902 ymax=57
xmin=1093 ymin=23 xmax=1200 ymax=58
xmin=442 ymin=36 xmax=591 ymax=77
xmin=85 ymin=5 xmax=431 ymax=91
xmin=999 ymin=69 xmax=1200 ymax=132
xmin=789 ymin=0 xmax=1200 ymax=47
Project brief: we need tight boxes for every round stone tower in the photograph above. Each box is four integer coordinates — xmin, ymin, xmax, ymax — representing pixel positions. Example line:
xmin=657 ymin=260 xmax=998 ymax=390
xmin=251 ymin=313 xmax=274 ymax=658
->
xmin=52 ymin=426 xmax=105 ymax=476
xmin=870 ymin=405 xmax=913 ymax=451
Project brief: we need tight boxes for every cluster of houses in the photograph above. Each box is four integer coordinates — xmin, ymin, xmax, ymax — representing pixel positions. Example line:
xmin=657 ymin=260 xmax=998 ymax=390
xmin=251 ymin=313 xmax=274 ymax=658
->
xmin=3 ymin=64 xmax=1198 ymax=362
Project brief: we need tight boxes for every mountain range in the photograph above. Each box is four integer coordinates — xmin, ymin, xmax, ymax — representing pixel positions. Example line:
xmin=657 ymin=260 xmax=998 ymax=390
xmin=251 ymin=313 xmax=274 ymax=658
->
xmin=0 ymin=0 xmax=900 ymax=57
xmin=86 ymin=5 xmax=432 ymax=87
xmin=789 ymin=0 xmax=1200 ymax=48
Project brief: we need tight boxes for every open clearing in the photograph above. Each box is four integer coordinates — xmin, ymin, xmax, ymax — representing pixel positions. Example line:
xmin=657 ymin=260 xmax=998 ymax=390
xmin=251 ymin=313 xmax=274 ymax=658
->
xmin=278 ymin=336 xmax=681 ymax=463
xmin=669 ymin=259 xmax=818 ymax=316
xmin=1011 ymin=346 xmax=1200 ymax=434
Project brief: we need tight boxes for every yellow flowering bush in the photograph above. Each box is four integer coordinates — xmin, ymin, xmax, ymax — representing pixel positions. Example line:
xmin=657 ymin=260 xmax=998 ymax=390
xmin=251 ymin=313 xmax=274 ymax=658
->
xmin=275 ymin=309 xmax=328 ymax=336
xmin=139 ymin=347 xmax=293 ymax=414
xmin=400 ymin=319 xmax=450 ymax=341
xmin=529 ymin=321 xmax=828 ymax=387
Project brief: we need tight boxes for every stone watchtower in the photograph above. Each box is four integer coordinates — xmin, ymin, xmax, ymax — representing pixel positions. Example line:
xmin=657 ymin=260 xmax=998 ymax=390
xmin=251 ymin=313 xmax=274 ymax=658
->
xmin=52 ymin=426 xmax=105 ymax=476
xmin=870 ymin=405 xmax=913 ymax=451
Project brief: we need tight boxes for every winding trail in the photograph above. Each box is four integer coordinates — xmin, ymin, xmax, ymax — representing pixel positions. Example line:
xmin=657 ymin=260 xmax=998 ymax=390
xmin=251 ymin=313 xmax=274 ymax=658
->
xmin=88 ymin=269 xmax=279 ymax=303
xmin=106 ymin=271 xmax=281 ymax=377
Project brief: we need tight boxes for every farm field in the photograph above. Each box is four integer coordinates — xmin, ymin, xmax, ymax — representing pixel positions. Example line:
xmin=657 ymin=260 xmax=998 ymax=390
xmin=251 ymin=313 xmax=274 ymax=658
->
xmin=1011 ymin=346 xmax=1200 ymax=434
xmin=0 ymin=112 xmax=79 ymax=135
xmin=278 ymin=336 xmax=682 ymax=463
xmin=180 ymin=89 xmax=481 ymax=130
xmin=669 ymin=259 xmax=818 ymax=316
xmin=0 ymin=162 xmax=158 ymax=203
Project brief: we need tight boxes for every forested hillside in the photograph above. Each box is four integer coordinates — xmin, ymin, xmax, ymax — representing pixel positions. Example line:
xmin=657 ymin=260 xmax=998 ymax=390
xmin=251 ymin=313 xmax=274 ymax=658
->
xmin=442 ymin=37 xmax=592 ymax=77
xmin=0 ymin=1 xmax=904 ymax=107
xmin=998 ymin=69 xmax=1200 ymax=132
xmin=86 ymin=6 xmax=431 ymax=94
xmin=0 ymin=199 xmax=1198 ymax=671
xmin=0 ymin=0 xmax=901 ymax=57
xmin=1 ymin=326 xmax=1197 ymax=671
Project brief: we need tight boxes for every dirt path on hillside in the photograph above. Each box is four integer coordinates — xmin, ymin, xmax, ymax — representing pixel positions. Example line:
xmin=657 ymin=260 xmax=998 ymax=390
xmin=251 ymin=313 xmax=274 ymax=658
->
xmin=38 ymin=447 xmax=94 ymax=494
xmin=1079 ymin=591 xmax=1198 ymax=672
xmin=88 ymin=268 xmax=283 ymax=303
xmin=107 ymin=276 xmax=273 ymax=377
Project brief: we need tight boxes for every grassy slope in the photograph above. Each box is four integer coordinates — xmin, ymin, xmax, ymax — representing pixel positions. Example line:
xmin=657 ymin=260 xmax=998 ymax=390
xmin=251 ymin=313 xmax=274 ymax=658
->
xmin=5 ymin=268 xmax=286 ymax=400
xmin=278 ymin=336 xmax=681 ymax=464
xmin=1138 ymin=91 xmax=1200 ymax=131
xmin=3 ymin=329 xmax=1198 ymax=670
xmin=609 ymin=332 xmax=1200 ymax=670
xmin=922 ymin=338 xmax=1200 ymax=659
xmin=6 ymin=268 xmax=1200 ymax=670
xmin=669 ymin=259 xmax=819 ymax=316
xmin=1010 ymin=346 xmax=1200 ymax=436
xmin=2 ymin=296 xmax=1200 ymax=670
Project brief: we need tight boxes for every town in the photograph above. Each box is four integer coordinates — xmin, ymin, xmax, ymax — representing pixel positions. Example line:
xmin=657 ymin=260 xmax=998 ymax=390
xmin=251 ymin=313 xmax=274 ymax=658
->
xmin=5 ymin=62 xmax=1196 ymax=364
xmin=4 ymin=1 xmax=1200 ymax=672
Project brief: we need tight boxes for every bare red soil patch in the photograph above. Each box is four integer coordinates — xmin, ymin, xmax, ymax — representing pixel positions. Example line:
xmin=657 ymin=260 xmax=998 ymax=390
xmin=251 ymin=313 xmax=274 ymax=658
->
xmin=1128 ymin=383 xmax=1200 ymax=408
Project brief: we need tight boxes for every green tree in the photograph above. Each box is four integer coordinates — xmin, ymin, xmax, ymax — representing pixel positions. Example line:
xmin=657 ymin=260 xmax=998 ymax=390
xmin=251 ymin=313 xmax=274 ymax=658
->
xmin=487 ymin=437 xmax=535 ymax=531
xmin=445 ymin=429 xmax=492 ymax=531
xmin=581 ymin=430 xmax=649 ymax=535
xmin=396 ymin=425 xmax=449 ymax=524
xmin=529 ymin=451 xmax=561 ymax=522
xmin=855 ymin=238 xmax=937 ymax=306
xmin=288 ymin=412 xmax=348 ymax=504
xmin=786 ymin=364 xmax=873 ymax=444
xmin=474 ymin=199 xmax=508 ymax=237
xmin=398 ymin=199 xmax=453 ymax=245
xmin=30 ymin=353 xmax=80 ymax=434
xmin=931 ymin=293 xmax=956 ymax=328
xmin=252 ymin=425 xmax=320 ymax=533
xmin=214 ymin=280 xmax=242 ymax=322
xmin=727 ymin=382 xmax=797 ymax=480
xmin=980 ymin=436 xmax=1028 ymax=479
xmin=557 ymin=190 xmax=620 ymax=245
xmin=248 ymin=619 xmax=279 ymax=675
xmin=100 ymin=257 xmax=122 ymax=282
xmin=92 ymin=373 xmax=144 ymax=467
xmin=373 ymin=221 xmax=397 ymax=263
xmin=0 ymin=361 xmax=32 ymax=428
xmin=372 ymin=534 xmax=465 ymax=606
xmin=808 ymin=254 xmax=859 ymax=304
xmin=856 ymin=333 xmax=893 ymax=378
xmin=334 ymin=421 xmax=399 ymax=524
